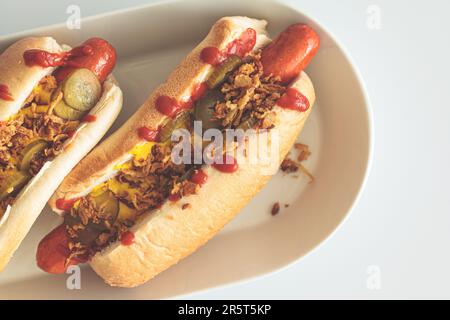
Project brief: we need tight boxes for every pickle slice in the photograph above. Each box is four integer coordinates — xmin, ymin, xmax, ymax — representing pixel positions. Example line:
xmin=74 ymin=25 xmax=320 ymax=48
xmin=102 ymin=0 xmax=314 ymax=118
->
xmin=77 ymin=223 xmax=107 ymax=246
xmin=194 ymin=89 xmax=223 ymax=131
xmin=62 ymin=191 xmax=118 ymax=246
xmin=19 ymin=139 xmax=48 ymax=171
xmin=0 ymin=170 xmax=30 ymax=200
xmin=63 ymin=210 xmax=109 ymax=246
xmin=62 ymin=68 xmax=101 ymax=112
xmin=93 ymin=190 xmax=119 ymax=222
xmin=54 ymin=99 xmax=84 ymax=120
xmin=206 ymin=55 xmax=242 ymax=89
xmin=159 ymin=111 xmax=191 ymax=142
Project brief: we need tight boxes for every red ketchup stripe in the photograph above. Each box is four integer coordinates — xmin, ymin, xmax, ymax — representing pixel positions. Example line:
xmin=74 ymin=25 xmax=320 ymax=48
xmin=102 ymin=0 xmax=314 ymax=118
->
xmin=200 ymin=28 xmax=256 ymax=65
xmin=212 ymin=154 xmax=238 ymax=173
xmin=168 ymin=193 xmax=181 ymax=202
xmin=55 ymin=198 xmax=78 ymax=211
xmin=66 ymin=130 xmax=76 ymax=138
xmin=120 ymin=231 xmax=135 ymax=246
xmin=227 ymin=28 xmax=257 ymax=57
xmin=137 ymin=126 xmax=160 ymax=142
xmin=82 ymin=114 xmax=96 ymax=123
xmin=190 ymin=169 xmax=208 ymax=185
xmin=0 ymin=84 xmax=13 ymax=101
xmin=200 ymin=47 xmax=223 ymax=66
xmin=277 ymin=87 xmax=309 ymax=112
xmin=156 ymin=82 xmax=207 ymax=118
xmin=24 ymin=38 xmax=116 ymax=83
xmin=155 ymin=95 xmax=182 ymax=118
xmin=24 ymin=44 xmax=93 ymax=68
xmin=23 ymin=50 xmax=69 ymax=68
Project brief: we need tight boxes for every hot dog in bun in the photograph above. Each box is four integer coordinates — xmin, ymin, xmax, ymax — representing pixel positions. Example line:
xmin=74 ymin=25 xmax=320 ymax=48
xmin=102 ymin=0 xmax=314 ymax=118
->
xmin=37 ymin=17 xmax=319 ymax=287
xmin=0 ymin=37 xmax=123 ymax=271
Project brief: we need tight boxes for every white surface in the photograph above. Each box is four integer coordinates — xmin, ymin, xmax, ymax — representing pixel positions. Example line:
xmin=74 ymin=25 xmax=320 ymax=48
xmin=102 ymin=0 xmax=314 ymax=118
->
xmin=0 ymin=0 xmax=449 ymax=299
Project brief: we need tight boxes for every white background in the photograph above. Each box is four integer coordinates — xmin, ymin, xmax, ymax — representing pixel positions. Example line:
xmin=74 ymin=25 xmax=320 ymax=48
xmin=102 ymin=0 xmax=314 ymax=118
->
xmin=1 ymin=0 xmax=449 ymax=299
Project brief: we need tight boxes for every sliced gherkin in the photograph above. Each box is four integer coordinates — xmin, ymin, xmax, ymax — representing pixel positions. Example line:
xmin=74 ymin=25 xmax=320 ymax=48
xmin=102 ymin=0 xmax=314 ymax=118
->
xmin=0 ymin=170 xmax=30 ymax=200
xmin=77 ymin=223 xmax=108 ymax=246
xmin=206 ymin=55 xmax=242 ymax=89
xmin=159 ymin=112 xmax=191 ymax=142
xmin=62 ymin=68 xmax=101 ymax=112
xmin=63 ymin=213 xmax=106 ymax=246
xmin=194 ymin=89 xmax=223 ymax=131
xmin=19 ymin=139 xmax=48 ymax=171
xmin=54 ymin=99 xmax=84 ymax=120
xmin=92 ymin=190 xmax=119 ymax=222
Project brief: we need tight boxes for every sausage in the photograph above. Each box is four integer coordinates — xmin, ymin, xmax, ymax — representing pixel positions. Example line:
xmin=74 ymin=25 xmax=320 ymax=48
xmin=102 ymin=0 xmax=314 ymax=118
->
xmin=53 ymin=38 xmax=117 ymax=83
xmin=36 ymin=224 xmax=77 ymax=274
xmin=261 ymin=23 xmax=320 ymax=83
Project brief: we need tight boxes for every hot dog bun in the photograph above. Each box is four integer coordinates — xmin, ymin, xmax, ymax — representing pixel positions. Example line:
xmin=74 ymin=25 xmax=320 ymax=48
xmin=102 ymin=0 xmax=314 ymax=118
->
xmin=0 ymin=37 xmax=123 ymax=271
xmin=49 ymin=17 xmax=270 ymax=206
xmin=48 ymin=17 xmax=315 ymax=287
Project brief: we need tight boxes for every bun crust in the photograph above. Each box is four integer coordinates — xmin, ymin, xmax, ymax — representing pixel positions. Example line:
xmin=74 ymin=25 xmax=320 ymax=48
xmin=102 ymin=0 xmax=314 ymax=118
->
xmin=0 ymin=38 xmax=123 ymax=271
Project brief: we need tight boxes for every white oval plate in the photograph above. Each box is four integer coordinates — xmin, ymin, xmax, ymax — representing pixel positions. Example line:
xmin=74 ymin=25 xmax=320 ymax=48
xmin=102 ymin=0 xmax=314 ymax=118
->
xmin=0 ymin=0 xmax=372 ymax=299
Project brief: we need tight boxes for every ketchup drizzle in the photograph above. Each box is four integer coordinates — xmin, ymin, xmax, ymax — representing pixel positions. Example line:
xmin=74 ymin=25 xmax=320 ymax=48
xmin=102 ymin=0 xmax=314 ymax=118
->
xmin=190 ymin=169 xmax=208 ymax=185
xmin=155 ymin=95 xmax=182 ymax=118
xmin=66 ymin=130 xmax=76 ymax=138
xmin=55 ymin=198 xmax=78 ymax=211
xmin=200 ymin=28 xmax=257 ymax=66
xmin=23 ymin=45 xmax=93 ymax=68
xmin=156 ymin=82 xmax=207 ymax=118
xmin=137 ymin=126 xmax=160 ymax=142
xmin=277 ymin=87 xmax=310 ymax=112
xmin=120 ymin=231 xmax=135 ymax=246
xmin=168 ymin=193 xmax=181 ymax=202
xmin=200 ymin=47 xmax=222 ymax=66
xmin=212 ymin=154 xmax=239 ymax=173
xmin=82 ymin=114 xmax=96 ymax=123
xmin=23 ymin=38 xmax=116 ymax=83
xmin=0 ymin=84 xmax=13 ymax=101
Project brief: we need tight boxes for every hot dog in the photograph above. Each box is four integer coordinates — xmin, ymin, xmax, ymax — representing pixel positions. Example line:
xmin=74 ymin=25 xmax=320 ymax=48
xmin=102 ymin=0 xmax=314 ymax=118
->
xmin=38 ymin=17 xmax=319 ymax=287
xmin=0 ymin=37 xmax=123 ymax=271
